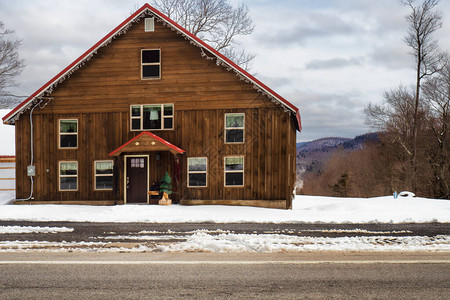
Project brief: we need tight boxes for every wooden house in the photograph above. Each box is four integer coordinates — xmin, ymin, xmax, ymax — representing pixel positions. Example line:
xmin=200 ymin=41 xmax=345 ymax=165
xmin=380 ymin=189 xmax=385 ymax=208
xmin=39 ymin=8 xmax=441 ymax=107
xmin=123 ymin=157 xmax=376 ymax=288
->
xmin=2 ymin=4 xmax=301 ymax=209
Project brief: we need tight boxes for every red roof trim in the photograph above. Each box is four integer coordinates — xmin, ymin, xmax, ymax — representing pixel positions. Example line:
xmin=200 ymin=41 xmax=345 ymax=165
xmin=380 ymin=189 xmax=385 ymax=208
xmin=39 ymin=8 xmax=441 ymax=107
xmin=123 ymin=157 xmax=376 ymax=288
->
xmin=3 ymin=3 xmax=301 ymax=131
xmin=2 ymin=6 xmax=147 ymax=124
xmin=148 ymin=4 xmax=299 ymax=113
xmin=108 ymin=131 xmax=185 ymax=156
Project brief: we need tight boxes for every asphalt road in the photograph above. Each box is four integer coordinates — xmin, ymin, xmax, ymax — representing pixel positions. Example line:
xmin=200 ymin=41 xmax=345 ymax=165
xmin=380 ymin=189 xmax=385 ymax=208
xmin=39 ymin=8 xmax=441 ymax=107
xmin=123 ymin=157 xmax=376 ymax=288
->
xmin=0 ymin=253 xmax=449 ymax=299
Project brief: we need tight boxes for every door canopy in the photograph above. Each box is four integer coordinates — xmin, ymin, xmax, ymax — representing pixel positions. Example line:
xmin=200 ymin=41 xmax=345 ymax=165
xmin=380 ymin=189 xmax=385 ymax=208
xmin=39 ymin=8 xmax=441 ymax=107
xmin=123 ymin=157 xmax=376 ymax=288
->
xmin=109 ymin=132 xmax=185 ymax=156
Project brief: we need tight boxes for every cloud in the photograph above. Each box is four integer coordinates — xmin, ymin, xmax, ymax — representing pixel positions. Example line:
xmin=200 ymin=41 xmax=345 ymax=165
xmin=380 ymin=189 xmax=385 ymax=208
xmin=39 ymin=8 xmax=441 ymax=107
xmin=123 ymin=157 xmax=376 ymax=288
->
xmin=368 ymin=36 xmax=420 ymax=71
xmin=290 ymin=90 xmax=369 ymax=142
xmin=257 ymin=12 xmax=360 ymax=46
xmin=305 ymin=57 xmax=363 ymax=70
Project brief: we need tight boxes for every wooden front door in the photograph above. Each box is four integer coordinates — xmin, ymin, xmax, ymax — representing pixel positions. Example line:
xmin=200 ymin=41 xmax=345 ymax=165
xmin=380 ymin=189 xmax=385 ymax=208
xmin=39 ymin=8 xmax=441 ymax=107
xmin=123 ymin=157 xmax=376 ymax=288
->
xmin=126 ymin=156 xmax=148 ymax=203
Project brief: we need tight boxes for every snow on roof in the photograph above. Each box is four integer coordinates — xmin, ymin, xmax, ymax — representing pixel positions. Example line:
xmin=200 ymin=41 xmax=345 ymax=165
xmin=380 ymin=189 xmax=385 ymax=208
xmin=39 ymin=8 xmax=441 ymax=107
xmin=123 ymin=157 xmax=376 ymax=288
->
xmin=2 ymin=3 xmax=301 ymax=130
xmin=0 ymin=110 xmax=15 ymax=155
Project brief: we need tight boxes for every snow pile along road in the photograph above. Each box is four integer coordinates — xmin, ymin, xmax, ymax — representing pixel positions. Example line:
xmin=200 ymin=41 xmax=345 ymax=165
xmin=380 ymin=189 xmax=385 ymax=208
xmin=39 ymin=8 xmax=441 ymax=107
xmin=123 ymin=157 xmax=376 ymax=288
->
xmin=0 ymin=226 xmax=74 ymax=234
xmin=0 ymin=193 xmax=449 ymax=223
xmin=156 ymin=232 xmax=450 ymax=253
xmin=0 ymin=231 xmax=449 ymax=253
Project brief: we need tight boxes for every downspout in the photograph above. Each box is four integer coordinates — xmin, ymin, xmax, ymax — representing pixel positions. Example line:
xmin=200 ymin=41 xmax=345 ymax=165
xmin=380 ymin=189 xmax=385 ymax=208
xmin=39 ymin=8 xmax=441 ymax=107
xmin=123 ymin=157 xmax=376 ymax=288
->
xmin=15 ymin=100 xmax=42 ymax=202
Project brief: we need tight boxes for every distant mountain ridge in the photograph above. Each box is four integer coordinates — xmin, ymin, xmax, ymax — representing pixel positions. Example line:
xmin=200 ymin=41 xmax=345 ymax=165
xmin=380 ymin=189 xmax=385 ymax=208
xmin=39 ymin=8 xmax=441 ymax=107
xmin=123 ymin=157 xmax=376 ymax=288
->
xmin=297 ymin=137 xmax=352 ymax=151
xmin=296 ymin=133 xmax=378 ymax=188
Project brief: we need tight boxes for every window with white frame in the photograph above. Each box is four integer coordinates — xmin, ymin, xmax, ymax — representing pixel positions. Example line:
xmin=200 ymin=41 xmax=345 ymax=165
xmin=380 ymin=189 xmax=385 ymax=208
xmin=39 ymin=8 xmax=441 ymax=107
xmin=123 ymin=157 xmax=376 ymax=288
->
xmin=130 ymin=104 xmax=173 ymax=130
xmin=141 ymin=49 xmax=160 ymax=79
xmin=145 ymin=17 xmax=154 ymax=32
xmin=225 ymin=113 xmax=244 ymax=143
xmin=188 ymin=157 xmax=207 ymax=187
xmin=94 ymin=160 xmax=113 ymax=190
xmin=224 ymin=156 xmax=244 ymax=187
xmin=59 ymin=161 xmax=78 ymax=191
xmin=59 ymin=119 xmax=78 ymax=148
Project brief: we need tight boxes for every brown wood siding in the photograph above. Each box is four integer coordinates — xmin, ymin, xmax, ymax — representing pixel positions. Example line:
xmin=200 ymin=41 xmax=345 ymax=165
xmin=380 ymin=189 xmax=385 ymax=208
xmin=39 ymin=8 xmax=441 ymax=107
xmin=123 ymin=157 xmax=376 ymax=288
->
xmin=34 ymin=19 xmax=273 ymax=115
xmin=14 ymin=16 xmax=297 ymax=208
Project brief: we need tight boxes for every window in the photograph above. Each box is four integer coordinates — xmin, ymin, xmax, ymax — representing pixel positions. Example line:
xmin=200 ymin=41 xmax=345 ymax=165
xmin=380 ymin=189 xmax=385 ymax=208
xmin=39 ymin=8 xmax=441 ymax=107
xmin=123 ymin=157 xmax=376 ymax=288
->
xmin=95 ymin=160 xmax=113 ymax=190
xmin=130 ymin=158 xmax=145 ymax=168
xmin=225 ymin=113 xmax=244 ymax=143
xmin=145 ymin=17 xmax=154 ymax=32
xmin=59 ymin=161 xmax=78 ymax=191
xmin=224 ymin=156 xmax=244 ymax=187
xmin=130 ymin=104 xmax=174 ymax=130
xmin=188 ymin=157 xmax=207 ymax=187
xmin=141 ymin=49 xmax=160 ymax=79
xmin=59 ymin=119 xmax=78 ymax=148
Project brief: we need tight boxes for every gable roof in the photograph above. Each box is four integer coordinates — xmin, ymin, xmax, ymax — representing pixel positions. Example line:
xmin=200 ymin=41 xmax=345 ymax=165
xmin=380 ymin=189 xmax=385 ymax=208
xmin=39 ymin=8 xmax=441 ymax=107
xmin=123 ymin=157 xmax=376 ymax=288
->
xmin=109 ymin=132 xmax=185 ymax=156
xmin=2 ymin=3 xmax=301 ymax=131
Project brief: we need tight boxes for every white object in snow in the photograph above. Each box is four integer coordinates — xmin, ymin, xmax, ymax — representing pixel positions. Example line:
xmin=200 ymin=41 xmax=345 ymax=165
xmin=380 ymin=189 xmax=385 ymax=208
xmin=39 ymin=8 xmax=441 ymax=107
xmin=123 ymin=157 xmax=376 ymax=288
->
xmin=399 ymin=191 xmax=416 ymax=198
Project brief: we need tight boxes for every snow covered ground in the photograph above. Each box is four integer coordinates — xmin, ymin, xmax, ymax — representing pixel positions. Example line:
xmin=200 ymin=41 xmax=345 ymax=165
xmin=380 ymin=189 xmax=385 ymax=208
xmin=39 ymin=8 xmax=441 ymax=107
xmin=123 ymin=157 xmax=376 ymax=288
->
xmin=0 ymin=192 xmax=449 ymax=252
xmin=0 ymin=191 xmax=449 ymax=223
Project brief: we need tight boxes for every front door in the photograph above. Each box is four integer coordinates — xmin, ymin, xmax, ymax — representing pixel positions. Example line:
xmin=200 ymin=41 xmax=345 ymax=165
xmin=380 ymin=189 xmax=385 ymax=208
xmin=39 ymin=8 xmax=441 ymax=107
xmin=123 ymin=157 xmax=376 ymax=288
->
xmin=126 ymin=156 xmax=148 ymax=203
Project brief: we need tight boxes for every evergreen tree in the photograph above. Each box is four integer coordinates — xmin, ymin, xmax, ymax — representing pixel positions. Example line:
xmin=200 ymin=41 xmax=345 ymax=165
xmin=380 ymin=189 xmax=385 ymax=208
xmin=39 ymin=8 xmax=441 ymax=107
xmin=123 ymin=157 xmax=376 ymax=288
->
xmin=160 ymin=172 xmax=172 ymax=195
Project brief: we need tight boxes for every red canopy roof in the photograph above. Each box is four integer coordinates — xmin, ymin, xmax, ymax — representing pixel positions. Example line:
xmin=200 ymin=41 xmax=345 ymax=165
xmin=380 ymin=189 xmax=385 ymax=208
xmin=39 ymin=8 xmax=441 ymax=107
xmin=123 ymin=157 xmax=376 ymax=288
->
xmin=109 ymin=132 xmax=185 ymax=156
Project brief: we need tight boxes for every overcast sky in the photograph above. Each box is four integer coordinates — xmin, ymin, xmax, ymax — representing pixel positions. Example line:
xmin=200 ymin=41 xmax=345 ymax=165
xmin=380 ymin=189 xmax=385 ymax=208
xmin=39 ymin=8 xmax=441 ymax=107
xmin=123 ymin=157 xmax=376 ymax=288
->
xmin=1 ymin=0 xmax=449 ymax=142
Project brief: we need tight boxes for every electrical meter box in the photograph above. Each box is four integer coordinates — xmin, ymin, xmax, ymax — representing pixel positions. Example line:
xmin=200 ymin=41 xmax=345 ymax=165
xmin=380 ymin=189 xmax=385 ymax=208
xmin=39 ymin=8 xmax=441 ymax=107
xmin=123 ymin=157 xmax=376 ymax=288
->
xmin=27 ymin=165 xmax=35 ymax=177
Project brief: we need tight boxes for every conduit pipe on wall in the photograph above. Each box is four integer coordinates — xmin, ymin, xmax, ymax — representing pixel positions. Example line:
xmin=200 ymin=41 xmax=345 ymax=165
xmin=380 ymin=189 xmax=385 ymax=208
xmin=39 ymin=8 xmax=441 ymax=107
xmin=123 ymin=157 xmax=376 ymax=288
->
xmin=15 ymin=100 xmax=42 ymax=202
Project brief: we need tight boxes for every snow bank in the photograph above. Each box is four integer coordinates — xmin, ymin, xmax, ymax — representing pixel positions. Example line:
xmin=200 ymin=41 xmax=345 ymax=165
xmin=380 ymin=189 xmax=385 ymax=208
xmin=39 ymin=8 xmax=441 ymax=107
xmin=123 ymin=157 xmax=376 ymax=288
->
xmin=1 ymin=233 xmax=449 ymax=253
xmin=156 ymin=232 xmax=450 ymax=253
xmin=0 ymin=109 xmax=15 ymax=156
xmin=0 ymin=192 xmax=448 ymax=223
xmin=0 ymin=226 xmax=73 ymax=234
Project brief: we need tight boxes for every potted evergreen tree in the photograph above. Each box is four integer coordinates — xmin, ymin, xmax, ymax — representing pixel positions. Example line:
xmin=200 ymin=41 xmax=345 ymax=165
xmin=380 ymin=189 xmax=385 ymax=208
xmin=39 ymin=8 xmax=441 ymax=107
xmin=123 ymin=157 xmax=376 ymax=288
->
xmin=159 ymin=171 xmax=172 ymax=205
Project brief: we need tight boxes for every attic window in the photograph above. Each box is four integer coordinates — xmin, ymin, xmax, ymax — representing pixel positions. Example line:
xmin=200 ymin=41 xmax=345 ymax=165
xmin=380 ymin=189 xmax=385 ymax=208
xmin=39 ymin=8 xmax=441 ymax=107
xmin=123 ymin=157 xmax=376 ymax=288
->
xmin=145 ymin=18 xmax=155 ymax=32
xmin=141 ymin=49 xmax=160 ymax=79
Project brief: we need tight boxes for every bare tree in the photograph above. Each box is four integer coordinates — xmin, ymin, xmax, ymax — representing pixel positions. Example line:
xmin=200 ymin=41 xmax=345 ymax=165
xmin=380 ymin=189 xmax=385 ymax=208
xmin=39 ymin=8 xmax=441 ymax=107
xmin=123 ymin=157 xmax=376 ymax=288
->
xmin=364 ymin=85 xmax=430 ymax=190
xmin=150 ymin=0 xmax=255 ymax=70
xmin=365 ymin=86 xmax=417 ymax=155
xmin=0 ymin=21 xmax=24 ymax=108
xmin=422 ymin=54 xmax=450 ymax=197
xmin=403 ymin=0 xmax=444 ymax=191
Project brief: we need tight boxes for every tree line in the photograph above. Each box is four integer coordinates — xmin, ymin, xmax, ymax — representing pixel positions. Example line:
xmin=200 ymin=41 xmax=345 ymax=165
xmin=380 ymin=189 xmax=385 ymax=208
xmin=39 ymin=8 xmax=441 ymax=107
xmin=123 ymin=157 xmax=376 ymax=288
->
xmin=303 ymin=0 xmax=449 ymax=199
